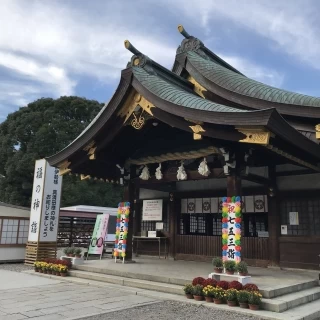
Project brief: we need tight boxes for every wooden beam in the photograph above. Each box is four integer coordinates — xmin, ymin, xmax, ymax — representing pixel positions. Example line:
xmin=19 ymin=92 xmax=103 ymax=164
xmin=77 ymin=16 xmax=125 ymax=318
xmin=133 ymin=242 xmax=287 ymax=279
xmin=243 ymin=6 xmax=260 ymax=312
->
xmin=240 ymin=173 xmax=270 ymax=186
xmin=276 ymin=169 xmax=314 ymax=177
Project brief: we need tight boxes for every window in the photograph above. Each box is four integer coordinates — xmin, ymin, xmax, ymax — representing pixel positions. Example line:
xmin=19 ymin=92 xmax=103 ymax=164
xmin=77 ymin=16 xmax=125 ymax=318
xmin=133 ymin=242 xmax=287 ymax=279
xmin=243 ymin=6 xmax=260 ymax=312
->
xmin=0 ymin=218 xmax=29 ymax=245
xmin=280 ymin=197 xmax=320 ymax=236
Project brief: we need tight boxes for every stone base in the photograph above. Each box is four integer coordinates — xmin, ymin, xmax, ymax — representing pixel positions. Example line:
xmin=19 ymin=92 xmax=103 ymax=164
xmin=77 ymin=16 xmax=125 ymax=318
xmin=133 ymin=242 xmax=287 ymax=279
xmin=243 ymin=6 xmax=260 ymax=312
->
xmin=60 ymin=256 xmax=84 ymax=266
xmin=208 ymin=272 xmax=252 ymax=285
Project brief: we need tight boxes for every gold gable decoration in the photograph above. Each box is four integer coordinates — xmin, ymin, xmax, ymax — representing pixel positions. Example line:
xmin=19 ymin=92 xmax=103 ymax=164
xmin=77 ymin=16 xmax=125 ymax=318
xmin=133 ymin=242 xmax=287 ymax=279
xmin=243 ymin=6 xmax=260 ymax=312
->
xmin=237 ymin=128 xmax=271 ymax=145
xmin=187 ymin=76 xmax=207 ymax=99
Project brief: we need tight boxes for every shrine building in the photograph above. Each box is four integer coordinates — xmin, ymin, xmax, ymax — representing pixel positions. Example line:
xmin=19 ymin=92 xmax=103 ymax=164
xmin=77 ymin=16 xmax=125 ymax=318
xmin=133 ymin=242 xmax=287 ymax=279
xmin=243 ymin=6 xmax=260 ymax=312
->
xmin=48 ymin=25 xmax=320 ymax=270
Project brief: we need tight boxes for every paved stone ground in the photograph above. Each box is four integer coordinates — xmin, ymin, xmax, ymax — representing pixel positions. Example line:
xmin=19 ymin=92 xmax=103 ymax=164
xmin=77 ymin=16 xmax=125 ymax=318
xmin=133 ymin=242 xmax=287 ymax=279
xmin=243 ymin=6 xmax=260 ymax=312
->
xmin=0 ymin=263 xmax=32 ymax=273
xmin=0 ymin=268 xmax=260 ymax=320
xmin=83 ymin=301 xmax=259 ymax=320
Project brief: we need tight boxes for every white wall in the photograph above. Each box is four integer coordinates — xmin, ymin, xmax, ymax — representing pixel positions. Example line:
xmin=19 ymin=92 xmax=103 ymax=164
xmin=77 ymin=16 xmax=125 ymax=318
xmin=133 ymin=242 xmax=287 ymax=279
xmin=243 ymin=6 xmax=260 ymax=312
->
xmin=0 ymin=247 xmax=26 ymax=262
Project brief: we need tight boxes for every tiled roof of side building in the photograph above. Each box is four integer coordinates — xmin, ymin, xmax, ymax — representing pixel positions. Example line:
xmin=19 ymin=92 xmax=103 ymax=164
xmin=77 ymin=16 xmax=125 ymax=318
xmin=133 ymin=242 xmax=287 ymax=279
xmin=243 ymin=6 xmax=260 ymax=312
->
xmin=132 ymin=66 xmax=247 ymax=113
xmin=187 ymin=51 xmax=320 ymax=108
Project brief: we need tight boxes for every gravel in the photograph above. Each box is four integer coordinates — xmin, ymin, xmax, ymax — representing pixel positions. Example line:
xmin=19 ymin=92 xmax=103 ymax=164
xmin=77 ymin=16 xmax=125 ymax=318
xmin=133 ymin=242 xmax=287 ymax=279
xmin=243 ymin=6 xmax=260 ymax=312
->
xmin=82 ymin=301 xmax=259 ymax=320
xmin=0 ymin=263 xmax=32 ymax=273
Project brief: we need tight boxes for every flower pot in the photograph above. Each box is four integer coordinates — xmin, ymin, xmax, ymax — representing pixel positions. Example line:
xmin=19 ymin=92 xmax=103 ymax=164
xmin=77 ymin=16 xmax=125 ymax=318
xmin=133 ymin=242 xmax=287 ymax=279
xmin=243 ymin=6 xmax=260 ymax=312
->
xmin=185 ymin=294 xmax=193 ymax=299
xmin=249 ymin=304 xmax=260 ymax=311
xmin=227 ymin=300 xmax=237 ymax=307
xmin=75 ymin=255 xmax=81 ymax=258
xmin=239 ymin=272 xmax=248 ymax=276
xmin=43 ymin=270 xmax=47 ymax=274
xmin=213 ymin=298 xmax=223 ymax=304
xmin=205 ymin=296 xmax=213 ymax=303
xmin=67 ymin=254 xmax=73 ymax=257
xmin=47 ymin=270 xmax=52 ymax=274
xmin=35 ymin=268 xmax=39 ymax=272
xmin=57 ymin=272 xmax=61 ymax=276
xmin=226 ymin=270 xmax=234 ymax=275
xmin=193 ymin=295 xmax=203 ymax=301
xmin=239 ymin=302 xmax=249 ymax=309
xmin=39 ymin=269 xmax=43 ymax=273
xmin=60 ymin=273 xmax=67 ymax=277
xmin=214 ymin=268 xmax=223 ymax=273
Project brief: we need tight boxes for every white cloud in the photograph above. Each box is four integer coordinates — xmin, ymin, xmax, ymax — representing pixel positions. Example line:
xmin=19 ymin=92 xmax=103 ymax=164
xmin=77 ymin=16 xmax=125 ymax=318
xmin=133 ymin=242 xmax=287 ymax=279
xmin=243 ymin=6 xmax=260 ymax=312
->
xmin=0 ymin=0 xmax=177 ymax=119
xmin=168 ymin=0 xmax=320 ymax=69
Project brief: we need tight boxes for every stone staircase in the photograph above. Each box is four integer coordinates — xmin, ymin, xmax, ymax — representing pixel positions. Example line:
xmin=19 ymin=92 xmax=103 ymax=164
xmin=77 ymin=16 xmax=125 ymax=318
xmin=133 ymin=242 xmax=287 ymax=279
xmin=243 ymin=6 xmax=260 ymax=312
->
xmin=69 ymin=265 xmax=320 ymax=320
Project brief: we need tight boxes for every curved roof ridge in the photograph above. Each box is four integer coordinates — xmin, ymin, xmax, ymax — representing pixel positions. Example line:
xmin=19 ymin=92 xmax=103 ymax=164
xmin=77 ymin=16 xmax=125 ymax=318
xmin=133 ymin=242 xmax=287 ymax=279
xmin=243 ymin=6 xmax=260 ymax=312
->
xmin=187 ymin=51 xmax=320 ymax=108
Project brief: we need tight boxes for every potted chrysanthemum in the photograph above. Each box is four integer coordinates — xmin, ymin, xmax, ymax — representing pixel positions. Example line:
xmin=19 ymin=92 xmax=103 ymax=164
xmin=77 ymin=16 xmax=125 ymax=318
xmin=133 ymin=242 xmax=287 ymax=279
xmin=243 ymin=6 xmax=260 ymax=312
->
xmin=212 ymin=257 xmax=223 ymax=273
xmin=248 ymin=291 xmax=262 ymax=310
xmin=237 ymin=290 xmax=249 ymax=309
xmin=225 ymin=288 xmax=238 ymax=307
xmin=183 ymin=284 xmax=194 ymax=299
xmin=203 ymin=285 xmax=215 ymax=302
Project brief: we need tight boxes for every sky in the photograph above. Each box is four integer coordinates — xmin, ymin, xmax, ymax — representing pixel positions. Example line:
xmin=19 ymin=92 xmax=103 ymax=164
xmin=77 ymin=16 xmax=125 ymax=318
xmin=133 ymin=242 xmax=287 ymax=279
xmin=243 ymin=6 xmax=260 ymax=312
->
xmin=1 ymin=0 xmax=320 ymax=122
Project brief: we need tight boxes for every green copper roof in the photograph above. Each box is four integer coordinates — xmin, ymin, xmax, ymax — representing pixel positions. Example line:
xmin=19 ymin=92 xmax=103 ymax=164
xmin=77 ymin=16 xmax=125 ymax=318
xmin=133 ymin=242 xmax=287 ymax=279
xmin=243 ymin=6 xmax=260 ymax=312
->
xmin=132 ymin=66 xmax=247 ymax=113
xmin=188 ymin=51 xmax=320 ymax=107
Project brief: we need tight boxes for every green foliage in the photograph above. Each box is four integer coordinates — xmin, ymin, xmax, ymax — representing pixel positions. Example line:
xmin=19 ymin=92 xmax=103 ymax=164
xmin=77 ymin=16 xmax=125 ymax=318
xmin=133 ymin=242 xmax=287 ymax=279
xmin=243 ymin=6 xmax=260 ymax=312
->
xmin=224 ymin=260 xmax=236 ymax=272
xmin=183 ymin=284 xmax=193 ymax=294
xmin=0 ymin=96 xmax=123 ymax=207
xmin=212 ymin=257 xmax=223 ymax=268
xmin=237 ymin=290 xmax=249 ymax=303
xmin=192 ymin=284 xmax=204 ymax=296
xmin=236 ymin=261 xmax=248 ymax=274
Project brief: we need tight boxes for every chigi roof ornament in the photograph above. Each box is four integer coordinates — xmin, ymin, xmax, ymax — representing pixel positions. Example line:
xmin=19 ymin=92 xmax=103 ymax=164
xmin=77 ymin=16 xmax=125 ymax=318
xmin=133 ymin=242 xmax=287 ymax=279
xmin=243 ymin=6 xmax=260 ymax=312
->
xmin=124 ymin=40 xmax=150 ymax=68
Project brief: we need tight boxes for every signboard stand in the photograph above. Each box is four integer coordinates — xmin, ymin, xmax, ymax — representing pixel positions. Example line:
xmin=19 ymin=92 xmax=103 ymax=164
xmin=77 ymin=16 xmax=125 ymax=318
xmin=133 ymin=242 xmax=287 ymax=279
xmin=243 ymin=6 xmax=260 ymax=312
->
xmin=86 ymin=214 xmax=110 ymax=260
xmin=25 ymin=159 xmax=62 ymax=265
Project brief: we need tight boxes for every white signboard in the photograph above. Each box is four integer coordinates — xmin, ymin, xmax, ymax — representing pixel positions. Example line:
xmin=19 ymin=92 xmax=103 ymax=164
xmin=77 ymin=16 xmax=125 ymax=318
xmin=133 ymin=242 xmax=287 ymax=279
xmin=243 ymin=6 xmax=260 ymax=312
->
xmin=289 ymin=212 xmax=299 ymax=225
xmin=28 ymin=159 xmax=62 ymax=242
xmin=142 ymin=199 xmax=163 ymax=221
xmin=281 ymin=225 xmax=288 ymax=235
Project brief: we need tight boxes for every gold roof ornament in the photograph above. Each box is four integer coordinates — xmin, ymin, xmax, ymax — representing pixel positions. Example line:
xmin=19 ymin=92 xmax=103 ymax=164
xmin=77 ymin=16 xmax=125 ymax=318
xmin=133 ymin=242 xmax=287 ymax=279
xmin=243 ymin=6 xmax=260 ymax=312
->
xmin=187 ymin=76 xmax=207 ymax=99
xmin=189 ymin=124 xmax=205 ymax=140
xmin=58 ymin=160 xmax=71 ymax=176
xmin=315 ymin=124 xmax=320 ymax=139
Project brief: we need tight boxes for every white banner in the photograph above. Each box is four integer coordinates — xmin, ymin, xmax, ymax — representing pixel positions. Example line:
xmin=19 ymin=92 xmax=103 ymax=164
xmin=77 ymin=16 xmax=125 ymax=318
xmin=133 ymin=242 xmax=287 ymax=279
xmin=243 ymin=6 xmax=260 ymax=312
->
xmin=142 ymin=199 xmax=163 ymax=221
xmin=28 ymin=159 xmax=62 ymax=242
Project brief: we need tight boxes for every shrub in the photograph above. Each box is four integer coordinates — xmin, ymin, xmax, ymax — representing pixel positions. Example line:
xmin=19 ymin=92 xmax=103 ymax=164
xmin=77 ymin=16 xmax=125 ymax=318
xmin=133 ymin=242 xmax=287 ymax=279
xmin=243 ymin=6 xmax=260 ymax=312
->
xmin=225 ymin=288 xmax=238 ymax=301
xmin=243 ymin=283 xmax=259 ymax=292
xmin=203 ymin=285 xmax=215 ymax=297
xmin=224 ymin=260 xmax=236 ymax=272
xmin=248 ymin=291 xmax=262 ymax=305
xmin=228 ymin=281 xmax=243 ymax=290
xmin=183 ymin=284 xmax=194 ymax=294
xmin=75 ymin=248 xmax=82 ymax=256
xmin=43 ymin=258 xmax=72 ymax=269
xmin=212 ymin=257 xmax=223 ymax=268
xmin=192 ymin=284 xmax=204 ymax=296
xmin=192 ymin=277 xmax=206 ymax=286
xmin=203 ymin=278 xmax=217 ymax=287
xmin=217 ymin=280 xmax=229 ymax=290
xmin=63 ymin=247 xmax=70 ymax=255
xmin=237 ymin=290 xmax=249 ymax=303
xmin=236 ymin=261 xmax=248 ymax=274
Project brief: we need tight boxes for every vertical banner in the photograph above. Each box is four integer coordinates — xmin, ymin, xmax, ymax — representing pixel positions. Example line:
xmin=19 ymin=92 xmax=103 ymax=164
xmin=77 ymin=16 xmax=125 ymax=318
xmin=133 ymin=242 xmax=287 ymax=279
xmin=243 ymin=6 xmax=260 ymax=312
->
xmin=88 ymin=214 xmax=110 ymax=255
xmin=222 ymin=196 xmax=241 ymax=263
xmin=28 ymin=159 xmax=62 ymax=242
xmin=114 ymin=202 xmax=130 ymax=261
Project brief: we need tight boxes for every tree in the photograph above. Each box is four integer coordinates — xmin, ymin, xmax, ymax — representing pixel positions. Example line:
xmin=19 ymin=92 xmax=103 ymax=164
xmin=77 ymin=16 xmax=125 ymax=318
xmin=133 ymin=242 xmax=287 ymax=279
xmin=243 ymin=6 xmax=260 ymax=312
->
xmin=0 ymin=96 xmax=123 ymax=207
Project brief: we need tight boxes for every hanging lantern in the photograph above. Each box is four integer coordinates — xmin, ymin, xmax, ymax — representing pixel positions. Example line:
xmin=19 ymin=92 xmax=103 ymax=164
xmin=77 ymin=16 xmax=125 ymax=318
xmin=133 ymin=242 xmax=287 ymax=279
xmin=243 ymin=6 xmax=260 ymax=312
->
xmin=155 ymin=163 xmax=163 ymax=180
xmin=198 ymin=157 xmax=210 ymax=177
xmin=139 ymin=166 xmax=150 ymax=180
xmin=177 ymin=162 xmax=187 ymax=181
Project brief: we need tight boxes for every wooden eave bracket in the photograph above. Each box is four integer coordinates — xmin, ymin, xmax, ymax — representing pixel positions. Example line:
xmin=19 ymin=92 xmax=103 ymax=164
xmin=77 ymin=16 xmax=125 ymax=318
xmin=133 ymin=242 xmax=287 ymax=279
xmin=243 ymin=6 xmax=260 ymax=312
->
xmin=189 ymin=124 xmax=205 ymax=140
xmin=83 ymin=141 xmax=96 ymax=160
xmin=58 ymin=160 xmax=71 ymax=176
xmin=236 ymin=127 xmax=273 ymax=145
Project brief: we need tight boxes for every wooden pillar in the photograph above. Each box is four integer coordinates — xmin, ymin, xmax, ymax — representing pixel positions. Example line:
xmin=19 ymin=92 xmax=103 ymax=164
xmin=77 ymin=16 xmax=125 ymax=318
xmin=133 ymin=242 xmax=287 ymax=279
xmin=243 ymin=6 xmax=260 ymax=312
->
xmin=227 ymin=175 xmax=242 ymax=197
xmin=123 ymin=179 xmax=134 ymax=261
xmin=132 ymin=181 xmax=141 ymax=237
xmin=169 ymin=192 xmax=176 ymax=258
xmin=268 ymin=166 xmax=280 ymax=266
